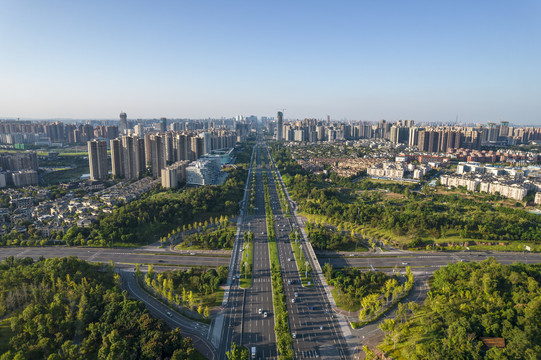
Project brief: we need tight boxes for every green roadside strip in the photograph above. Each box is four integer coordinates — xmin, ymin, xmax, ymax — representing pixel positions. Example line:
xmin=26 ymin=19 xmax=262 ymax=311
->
xmin=239 ymin=231 xmax=254 ymax=289
xmin=289 ymin=234 xmax=314 ymax=287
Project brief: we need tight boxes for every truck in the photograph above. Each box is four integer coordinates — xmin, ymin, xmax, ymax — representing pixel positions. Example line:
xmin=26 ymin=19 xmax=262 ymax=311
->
xmin=251 ymin=346 xmax=256 ymax=359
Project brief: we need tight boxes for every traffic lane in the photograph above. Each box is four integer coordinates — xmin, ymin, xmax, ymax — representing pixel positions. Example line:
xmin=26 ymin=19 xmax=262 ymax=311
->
xmin=276 ymin=226 xmax=347 ymax=356
xmin=323 ymin=253 xmax=541 ymax=269
xmin=0 ymin=247 xmax=230 ymax=267
xmin=268 ymin=177 xmax=345 ymax=358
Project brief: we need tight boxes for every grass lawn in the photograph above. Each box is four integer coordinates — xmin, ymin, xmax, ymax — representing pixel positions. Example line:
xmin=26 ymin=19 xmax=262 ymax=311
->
xmin=0 ymin=318 xmax=13 ymax=353
xmin=41 ymin=166 xmax=89 ymax=184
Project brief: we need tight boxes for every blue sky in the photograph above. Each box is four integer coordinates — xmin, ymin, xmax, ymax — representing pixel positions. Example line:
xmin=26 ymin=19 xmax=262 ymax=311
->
xmin=1 ymin=1 xmax=540 ymax=124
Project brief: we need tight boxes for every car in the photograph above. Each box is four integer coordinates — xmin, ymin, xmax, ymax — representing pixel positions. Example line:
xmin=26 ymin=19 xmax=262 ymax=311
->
xmin=190 ymin=252 xmax=196 ymax=255
xmin=319 ymin=325 xmax=323 ymax=330
xmin=287 ymin=280 xmax=291 ymax=285
xmin=401 ymin=262 xmax=409 ymax=265
xmin=291 ymin=298 xmax=295 ymax=303
xmin=292 ymin=332 xmax=296 ymax=339
xmin=258 ymin=308 xmax=262 ymax=314
xmin=261 ymin=232 xmax=264 ymax=235
xmin=287 ymin=258 xmax=291 ymax=261
xmin=294 ymin=292 xmax=298 ymax=297
xmin=310 ymin=306 xmax=315 ymax=310
xmin=263 ymin=312 xmax=268 ymax=318
xmin=167 ymin=311 xmax=173 ymax=317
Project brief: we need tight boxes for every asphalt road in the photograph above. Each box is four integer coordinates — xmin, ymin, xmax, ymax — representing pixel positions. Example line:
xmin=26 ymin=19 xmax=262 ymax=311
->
xmin=219 ymin=141 xmax=277 ymax=360
xmin=0 ymin=247 xmax=230 ymax=267
xmin=322 ymin=251 xmax=541 ymax=270
xmin=264 ymin=144 xmax=349 ymax=359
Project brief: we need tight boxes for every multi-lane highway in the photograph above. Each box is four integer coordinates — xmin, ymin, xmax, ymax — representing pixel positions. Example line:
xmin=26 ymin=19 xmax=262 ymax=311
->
xmin=218 ymin=142 xmax=277 ymax=359
xmin=262 ymin=144 xmax=350 ymax=359
xmin=322 ymin=251 xmax=541 ymax=270
xmin=0 ymin=247 xmax=230 ymax=267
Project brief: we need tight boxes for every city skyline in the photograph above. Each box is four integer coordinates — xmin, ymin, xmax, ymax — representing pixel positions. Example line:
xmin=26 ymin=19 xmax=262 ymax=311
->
xmin=1 ymin=1 xmax=540 ymax=124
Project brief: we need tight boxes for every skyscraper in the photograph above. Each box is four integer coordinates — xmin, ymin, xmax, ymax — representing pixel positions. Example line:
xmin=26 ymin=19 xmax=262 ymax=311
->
xmin=88 ymin=139 xmax=108 ymax=180
xmin=276 ymin=111 xmax=283 ymax=140
xmin=119 ymin=112 xmax=128 ymax=135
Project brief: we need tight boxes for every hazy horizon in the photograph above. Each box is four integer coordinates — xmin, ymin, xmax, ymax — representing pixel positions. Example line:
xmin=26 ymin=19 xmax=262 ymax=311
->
xmin=1 ymin=1 xmax=539 ymax=124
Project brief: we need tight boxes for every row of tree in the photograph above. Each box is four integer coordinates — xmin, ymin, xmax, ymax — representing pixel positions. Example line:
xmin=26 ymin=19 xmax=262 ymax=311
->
xmin=179 ymin=225 xmax=236 ymax=250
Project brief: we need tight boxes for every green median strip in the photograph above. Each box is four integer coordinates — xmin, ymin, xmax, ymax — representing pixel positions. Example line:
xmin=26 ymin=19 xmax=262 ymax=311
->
xmin=239 ymin=231 xmax=254 ymax=288
xmin=289 ymin=232 xmax=314 ymax=287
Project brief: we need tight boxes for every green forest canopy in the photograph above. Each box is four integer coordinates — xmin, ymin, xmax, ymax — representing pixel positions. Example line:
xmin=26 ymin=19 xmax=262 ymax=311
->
xmin=376 ymin=258 xmax=541 ymax=360
xmin=0 ymin=256 xmax=200 ymax=360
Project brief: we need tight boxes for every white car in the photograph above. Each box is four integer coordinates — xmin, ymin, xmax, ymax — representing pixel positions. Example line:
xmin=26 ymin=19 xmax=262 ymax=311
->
xmin=263 ymin=312 xmax=268 ymax=318
xmin=167 ymin=311 xmax=173 ymax=317
xmin=294 ymin=292 xmax=298 ymax=297
xmin=291 ymin=298 xmax=295 ymax=303
xmin=292 ymin=332 xmax=296 ymax=339
xmin=258 ymin=308 xmax=262 ymax=314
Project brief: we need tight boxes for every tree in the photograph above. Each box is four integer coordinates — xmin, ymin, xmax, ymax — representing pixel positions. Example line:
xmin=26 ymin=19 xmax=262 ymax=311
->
xmin=226 ymin=342 xmax=249 ymax=360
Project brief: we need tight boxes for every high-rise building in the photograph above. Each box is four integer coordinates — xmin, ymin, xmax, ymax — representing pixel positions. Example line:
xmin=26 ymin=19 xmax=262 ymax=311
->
xmin=115 ymin=135 xmax=146 ymax=179
xmin=174 ymin=133 xmax=189 ymax=161
xmin=159 ymin=117 xmax=167 ymax=132
xmin=276 ymin=111 xmax=283 ymax=140
xmin=110 ymin=138 xmax=123 ymax=178
xmin=88 ymin=139 xmax=108 ymax=180
xmin=119 ymin=112 xmax=128 ymax=135
xmin=149 ymin=134 xmax=165 ymax=178
xmin=190 ymin=136 xmax=204 ymax=161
